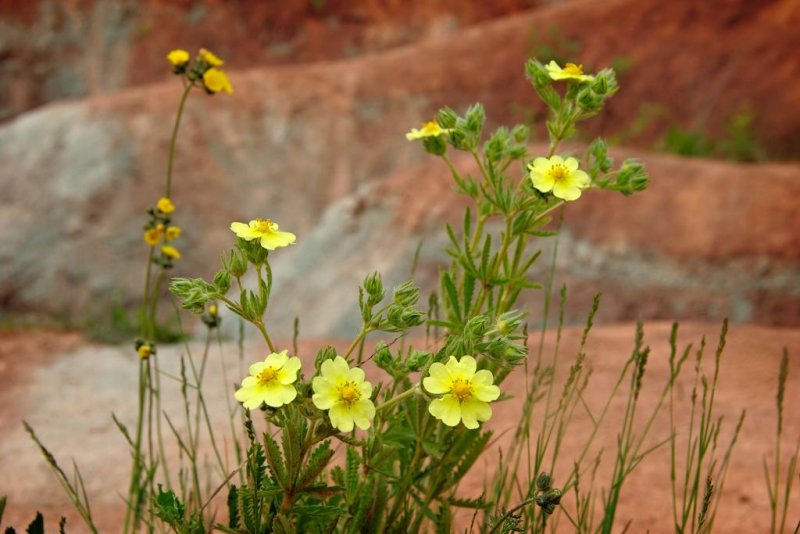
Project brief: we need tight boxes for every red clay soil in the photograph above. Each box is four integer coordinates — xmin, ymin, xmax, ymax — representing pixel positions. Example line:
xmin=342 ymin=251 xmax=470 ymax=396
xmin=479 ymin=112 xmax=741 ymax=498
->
xmin=0 ymin=324 xmax=798 ymax=532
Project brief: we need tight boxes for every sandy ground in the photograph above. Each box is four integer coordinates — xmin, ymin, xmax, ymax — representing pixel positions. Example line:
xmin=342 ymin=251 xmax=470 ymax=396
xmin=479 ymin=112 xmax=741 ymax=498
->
xmin=0 ymin=323 xmax=798 ymax=533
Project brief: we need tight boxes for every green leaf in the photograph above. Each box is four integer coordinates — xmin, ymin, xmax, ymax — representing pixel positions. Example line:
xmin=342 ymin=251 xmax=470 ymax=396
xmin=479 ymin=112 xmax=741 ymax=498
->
xmin=441 ymin=271 xmax=462 ymax=322
xmin=448 ymin=495 xmax=491 ymax=509
xmin=226 ymin=485 xmax=240 ymax=529
xmin=345 ymin=447 xmax=360 ymax=503
xmin=263 ymin=432 xmax=288 ymax=489
xmin=297 ymin=441 xmax=334 ymax=491
xmin=152 ymin=487 xmax=185 ymax=528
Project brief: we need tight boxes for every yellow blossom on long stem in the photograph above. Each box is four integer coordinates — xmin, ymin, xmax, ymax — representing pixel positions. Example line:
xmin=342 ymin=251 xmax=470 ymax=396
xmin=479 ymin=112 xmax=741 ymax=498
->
xmin=138 ymin=344 xmax=154 ymax=360
xmin=312 ymin=356 xmax=375 ymax=432
xmin=235 ymin=350 xmax=302 ymax=409
xmin=423 ymin=355 xmax=500 ymax=429
xmin=230 ymin=218 xmax=296 ymax=250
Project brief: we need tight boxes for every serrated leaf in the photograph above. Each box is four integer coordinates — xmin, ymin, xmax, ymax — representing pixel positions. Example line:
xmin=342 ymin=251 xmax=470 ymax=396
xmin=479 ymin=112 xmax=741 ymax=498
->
xmin=441 ymin=272 xmax=461 ymax=322
xmin=226 ymin=485 xmax=240 ymax=529
xmin=263 ymin=432 xmax=288 ymax=488
xmin=345 ymin=447 xmax=360 ymax=503
xmin=448 ymin=495 xmax=491 ymax=509
xmin=297 ymin=441 xmax=334 ymax=491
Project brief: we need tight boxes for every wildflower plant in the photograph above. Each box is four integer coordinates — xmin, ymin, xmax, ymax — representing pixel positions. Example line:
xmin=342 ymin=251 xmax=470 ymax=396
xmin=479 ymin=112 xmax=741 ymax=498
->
xmin=20 ymin=51 xmax=790 ymax=534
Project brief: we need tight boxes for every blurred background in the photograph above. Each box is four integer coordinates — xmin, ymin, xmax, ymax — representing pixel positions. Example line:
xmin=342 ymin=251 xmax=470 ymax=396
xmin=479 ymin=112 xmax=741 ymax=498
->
xmin=0 ymin=0 xmax=799 ymax=340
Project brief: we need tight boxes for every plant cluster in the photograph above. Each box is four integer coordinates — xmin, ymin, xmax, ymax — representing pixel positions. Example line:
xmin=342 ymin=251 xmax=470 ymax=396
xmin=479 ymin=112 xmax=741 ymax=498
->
xmin=7 ymin=48 xmax=797 ymax=534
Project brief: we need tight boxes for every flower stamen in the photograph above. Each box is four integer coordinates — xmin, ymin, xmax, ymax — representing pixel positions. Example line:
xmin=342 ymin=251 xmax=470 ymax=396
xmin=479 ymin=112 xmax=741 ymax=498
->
xmin=258 ymin=367 xmax=278 ymax=385
xmin=339 ymin=382 xmax=361 ymax=404
xmin=451 ymin=379 xmax=473 ymax=402
xmin=548 ymin=164 xmax=570 ymax=183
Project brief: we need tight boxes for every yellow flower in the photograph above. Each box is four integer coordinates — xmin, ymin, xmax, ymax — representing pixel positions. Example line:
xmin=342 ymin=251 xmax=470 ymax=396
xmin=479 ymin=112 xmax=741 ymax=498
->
xmin=161 ymin=245 xmax=181 ymax=259
xmin=167 ymin=49 xmax=190 ymax=67
xmin=230 ymin=218 xmax=296 ymax=250
xmin=234 ymin=350 xmax=302 ymax=409
xmin=423 ymin=355 xmax=500 ymax=429
xmin=545 ymin=60 xmax=594 ymax=82
xmin=208 ymin=303 xmax=218 ymax=317
xmin=157 ymin=197 xmax=175 ymax=214
xmin=165 ymin=226 xmax=182 ymax=241
xmin=312 ymin=356 xmax=375 ymax=432
xmin=405 ymin=120 xmax=452 ymax=141
xmin=200 ymin=48 xmax=224 ymax=67
xmin=203 ymin=68 xmax=233 ymax=94
xmin=138 ymin=344 xmax=153 ymax=360
xmin=528 ymin=155 xmax=591 ymax=201
xmin=143 ymin=227 xmax=163 ymax=246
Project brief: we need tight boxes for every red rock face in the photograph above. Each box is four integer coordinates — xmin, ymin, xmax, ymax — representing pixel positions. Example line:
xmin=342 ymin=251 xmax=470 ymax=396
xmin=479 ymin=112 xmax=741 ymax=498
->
xmin=0 ymin=0 xmax=798 ymax=329
xmin=2 ymin=0 xmax=800 ymax=156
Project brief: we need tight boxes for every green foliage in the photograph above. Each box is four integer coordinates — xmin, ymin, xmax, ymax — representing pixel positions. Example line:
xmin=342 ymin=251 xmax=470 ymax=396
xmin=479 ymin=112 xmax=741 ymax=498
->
xmin=658 ymin=110 xmax=767 ymax=162
xmin=26 ymin=50 xmax=788 ymax=534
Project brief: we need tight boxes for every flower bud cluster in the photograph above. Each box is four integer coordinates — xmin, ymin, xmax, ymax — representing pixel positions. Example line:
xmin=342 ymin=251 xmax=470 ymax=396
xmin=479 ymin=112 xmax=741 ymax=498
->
xmin=142 ymin=197 xmax=183 ymax=269
xmin=166 ymin=48 xmax=233 ymax=95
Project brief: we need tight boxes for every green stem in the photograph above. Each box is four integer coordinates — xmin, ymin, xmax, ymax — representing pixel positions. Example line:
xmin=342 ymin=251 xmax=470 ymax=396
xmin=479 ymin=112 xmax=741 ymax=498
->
xmin=375 ymin=385 xmax=420 ymax=413
xmin=165 ymin=83 xmax=193 ymax=198
xmin=124 ymin=360 xmax=149 ymax=534
xmin=254 ymin=320 xmax=276 ymax=353
xmin=139 ymin=248 xmax=155 ymax=338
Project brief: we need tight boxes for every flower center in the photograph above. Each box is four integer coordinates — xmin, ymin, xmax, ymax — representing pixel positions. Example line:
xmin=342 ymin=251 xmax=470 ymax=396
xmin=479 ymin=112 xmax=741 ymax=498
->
xmin=451 ymin=378 xmax=473 ymax=401
xmin=564 ymin=63 xmax=584 ymax=76
xmin=548 ymin=164 xmax=570 ymax=183
xmin=254 ymin=218 xmax=276 ymax=234
xmin=338 ymin=382 xmax=361 ymax=404
xmin=421 ymin=121 xmax=439 ymax=135
xmin=258 ymin=367 xmax=278 ymax=385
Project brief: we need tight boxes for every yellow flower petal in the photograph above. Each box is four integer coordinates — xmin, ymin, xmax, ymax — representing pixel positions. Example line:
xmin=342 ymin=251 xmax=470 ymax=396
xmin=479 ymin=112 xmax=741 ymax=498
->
xmin=528 ymin=155 xmax=590 ymax=202
xmin=157 ymin=197 xmax=175 ymax=214
xmin=406 ymin=120 xmax=452 ymax=141
xmin=235 ymin=352 xmax=302 ymax=409
xmin=144 ymin=227 xmax=163 ymax=246
xmin=424 ymin=354 xmax=500 ymax=429
xmin=460 ymin=398 xmax=492 ymax=429
xmin=165 ymin=226 xmax=182 ymax=241
xmin=203 ymin=67 xmax=233 ymax=94
xmin=167 ymin=49 xmax=190 ymax=66
xmin=161 ymin=245 xmax=181 ymax=259
xmin=200 ymin=48 xmax=224 ymax=67
xmin=311 ymin=355 xmax=375 ymax=432
xmin=231 ymin=218 xmax=296 ymax=250
xmin=429 ymin=395 xmax=462 ymax=427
